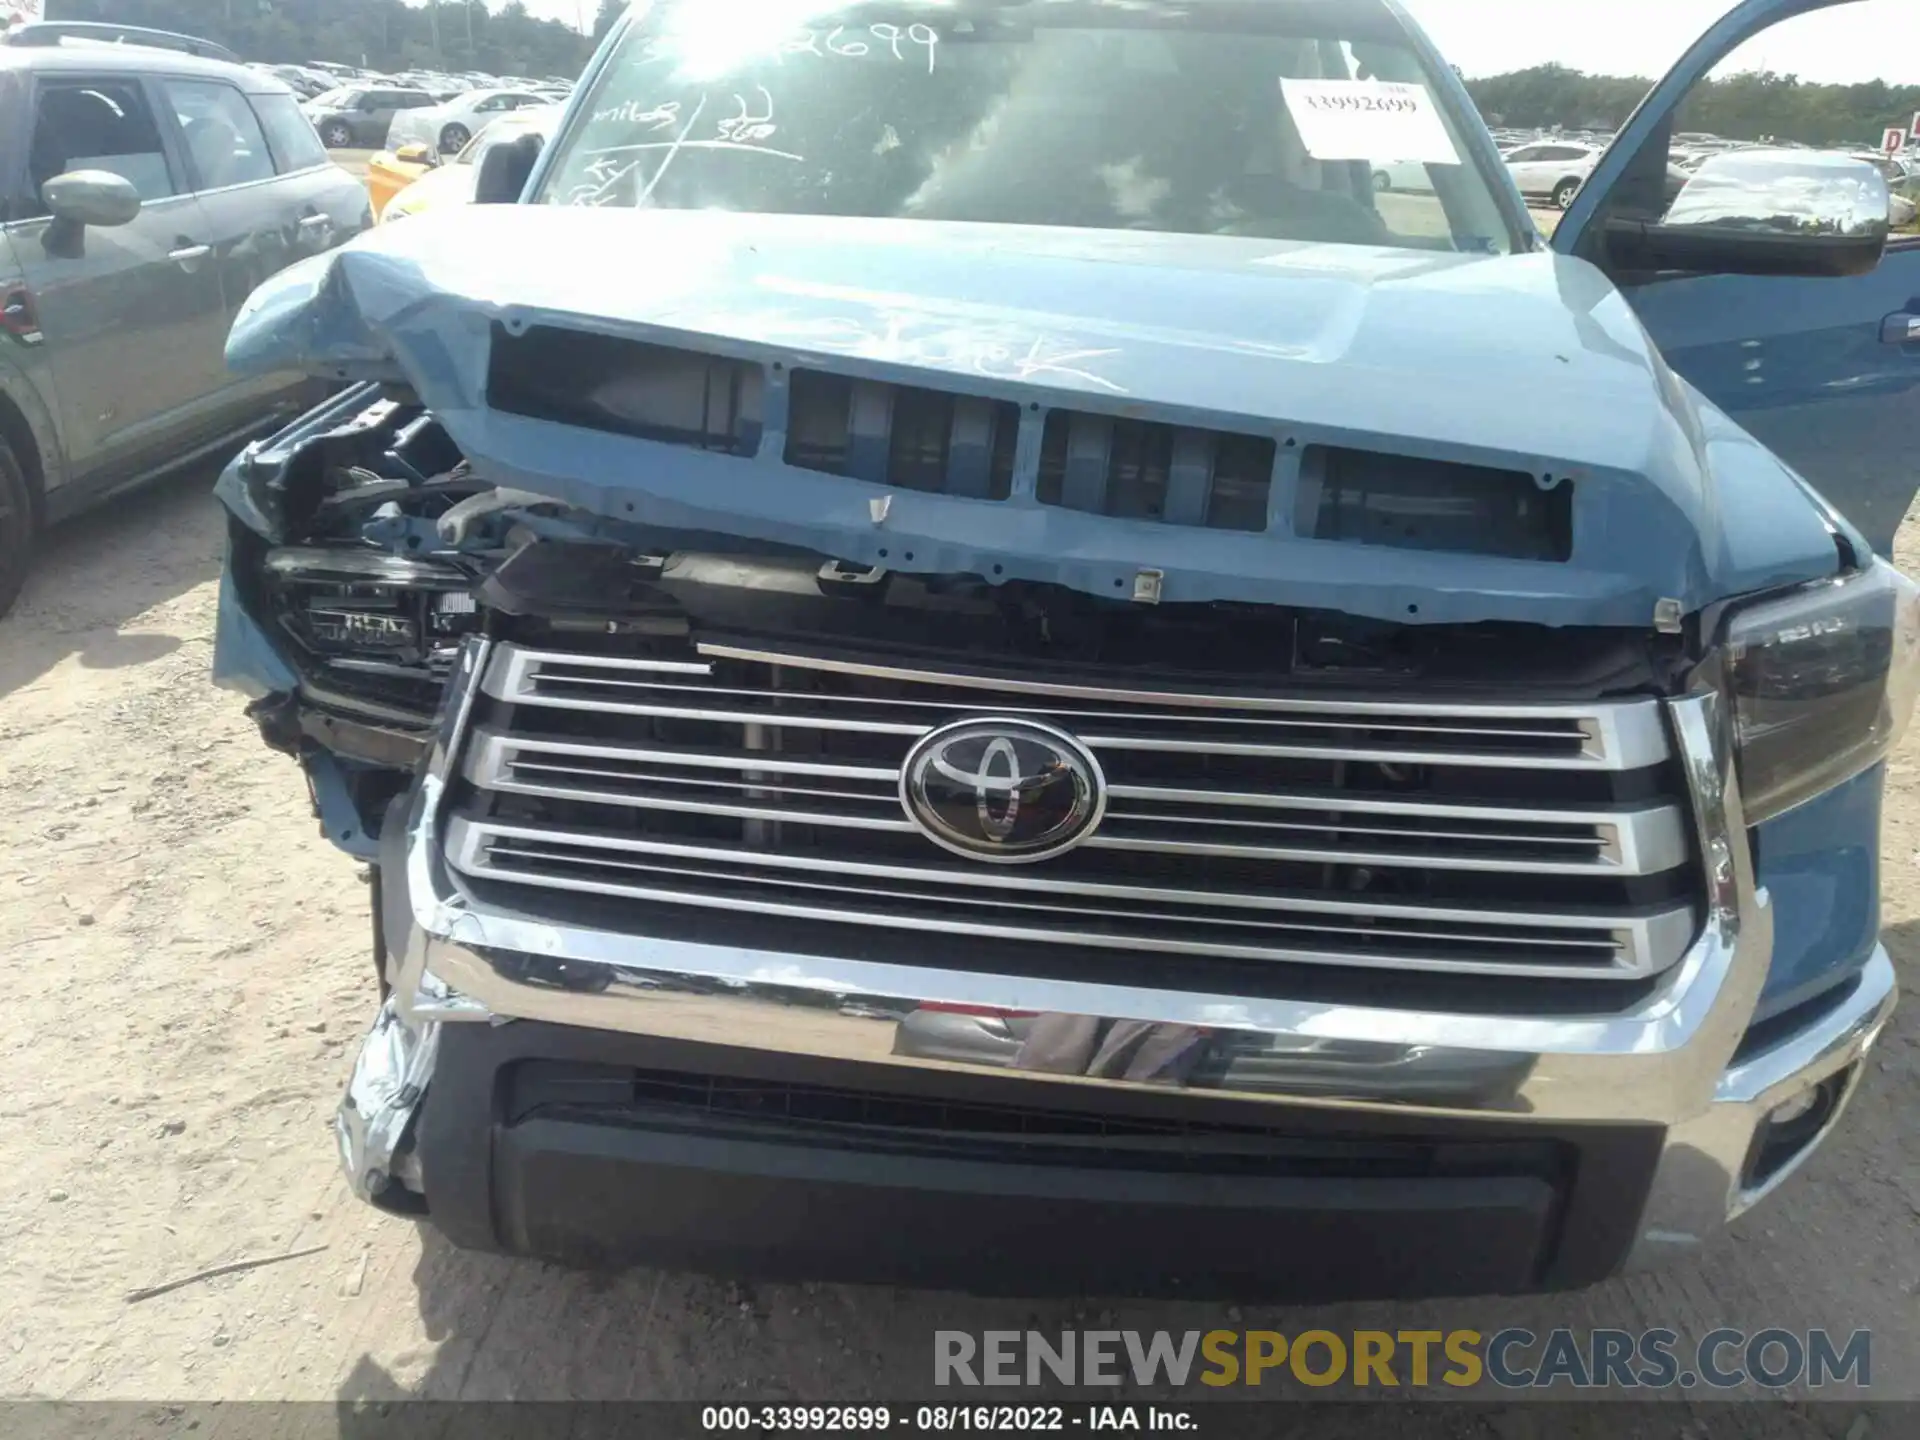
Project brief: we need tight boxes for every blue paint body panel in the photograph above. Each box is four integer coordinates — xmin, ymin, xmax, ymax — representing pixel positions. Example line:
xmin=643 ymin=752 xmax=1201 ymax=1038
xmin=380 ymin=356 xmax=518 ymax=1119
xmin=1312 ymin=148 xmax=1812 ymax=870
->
xmin=223 ymin=206 xmax=1845 ymax=627
xmin=1751 ymin=766 xmax=1883 ymax=1020
xmin=307 ymin=752 xmax=381 ymax=861
xmin=209 ymin=566 xmax=298 ymax=700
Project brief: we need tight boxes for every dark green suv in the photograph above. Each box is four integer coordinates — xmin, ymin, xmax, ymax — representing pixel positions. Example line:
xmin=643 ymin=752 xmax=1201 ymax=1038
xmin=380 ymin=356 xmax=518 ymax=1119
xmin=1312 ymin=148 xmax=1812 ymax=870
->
xmin=0 ymin=23 xmax=371 ymax=615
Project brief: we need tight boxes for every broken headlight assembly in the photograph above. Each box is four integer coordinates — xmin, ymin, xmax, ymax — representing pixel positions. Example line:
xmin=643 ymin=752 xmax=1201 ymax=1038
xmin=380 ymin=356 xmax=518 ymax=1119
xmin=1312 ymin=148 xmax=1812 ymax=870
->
xmin=263 ymin=546 xmax=483 ymax=702
xmin=1725 ymin=560 xmax=1920 ymax=824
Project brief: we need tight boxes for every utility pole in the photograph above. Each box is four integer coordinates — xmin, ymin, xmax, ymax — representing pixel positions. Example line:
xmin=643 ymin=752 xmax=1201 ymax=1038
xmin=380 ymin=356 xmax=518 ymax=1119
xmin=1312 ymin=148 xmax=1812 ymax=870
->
xmin=428 ymin=1 xmax=442 ymax=59
xmin=465 ymin=0 xmax=475 ymax=56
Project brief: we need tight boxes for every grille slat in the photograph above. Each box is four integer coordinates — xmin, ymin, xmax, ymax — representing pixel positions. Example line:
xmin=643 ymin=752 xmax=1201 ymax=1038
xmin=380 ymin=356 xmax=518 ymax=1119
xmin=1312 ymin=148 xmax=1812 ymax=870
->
xmin=452 ymin=644 xmax=1699 ymax=982
xmin=485 ymin=644 xmax=1669 ymax=771
xmin=450 ymin=818 xmax=1689 ymax=978
xmin=470 ymin=731 xmax=1685 ymax=876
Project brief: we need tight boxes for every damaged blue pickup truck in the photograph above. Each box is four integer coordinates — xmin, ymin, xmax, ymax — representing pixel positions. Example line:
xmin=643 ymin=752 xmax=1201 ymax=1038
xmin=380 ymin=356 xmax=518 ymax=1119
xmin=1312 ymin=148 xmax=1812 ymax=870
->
xmin=211 ymin=0 xmax=1918 ymax=1299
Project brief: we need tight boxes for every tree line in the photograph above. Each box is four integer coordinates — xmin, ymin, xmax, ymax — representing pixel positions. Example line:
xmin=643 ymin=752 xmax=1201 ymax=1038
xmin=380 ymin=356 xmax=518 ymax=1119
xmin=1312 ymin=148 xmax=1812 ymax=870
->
xmin=1467 ymin=63 xmax=1920 ymax=147
xmin=38 ymin=0 xmax=628 ymax=80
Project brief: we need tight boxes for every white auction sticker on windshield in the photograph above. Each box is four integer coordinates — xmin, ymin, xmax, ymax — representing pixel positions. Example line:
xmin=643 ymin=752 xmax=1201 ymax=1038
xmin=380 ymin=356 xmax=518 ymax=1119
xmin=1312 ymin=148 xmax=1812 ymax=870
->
xmin=1279 ymin=79 xmax=1460 ymax=165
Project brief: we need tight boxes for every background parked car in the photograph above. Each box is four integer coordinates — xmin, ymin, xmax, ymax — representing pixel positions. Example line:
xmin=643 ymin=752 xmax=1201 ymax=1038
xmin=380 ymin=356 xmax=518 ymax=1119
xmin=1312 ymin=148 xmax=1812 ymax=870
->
xmin=1371 ymin=158 xmax=1444 ymax=193
xmin=1504 ymin=141 xmax=1606 ymax=208
xmin=1849 ymin=152 xmax=1920 ymax=226
xmin=1507 ymin=142 xmax=1695 ymax=211
xmin=245 ymin=62 xmax=330 ymax=99
xmin=301 ymin=84 xmax=436 ymax=148
xmin=0 ymin=22 xmax=371 ymax=616
xmin=386 ymin=86 xmax=553 ymax=155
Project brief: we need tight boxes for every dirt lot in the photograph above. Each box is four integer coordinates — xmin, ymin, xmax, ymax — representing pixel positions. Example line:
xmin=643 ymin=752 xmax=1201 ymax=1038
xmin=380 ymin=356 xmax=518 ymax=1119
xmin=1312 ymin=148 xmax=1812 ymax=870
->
xmin=0 ymin=460 xmax=1916 ymax=1409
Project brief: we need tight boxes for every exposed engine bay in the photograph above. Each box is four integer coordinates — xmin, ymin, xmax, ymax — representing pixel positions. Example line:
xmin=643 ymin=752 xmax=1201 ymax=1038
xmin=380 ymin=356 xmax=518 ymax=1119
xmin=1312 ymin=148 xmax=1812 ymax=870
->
xmin=217 ymin=380 xmax=1703 ymax=874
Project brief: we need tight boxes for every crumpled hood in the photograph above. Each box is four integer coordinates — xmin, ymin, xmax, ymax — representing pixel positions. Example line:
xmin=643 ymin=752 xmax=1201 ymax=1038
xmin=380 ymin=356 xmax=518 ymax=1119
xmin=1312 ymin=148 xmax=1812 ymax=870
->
xmin=225 ymin=204 xmax=1841 ymax=627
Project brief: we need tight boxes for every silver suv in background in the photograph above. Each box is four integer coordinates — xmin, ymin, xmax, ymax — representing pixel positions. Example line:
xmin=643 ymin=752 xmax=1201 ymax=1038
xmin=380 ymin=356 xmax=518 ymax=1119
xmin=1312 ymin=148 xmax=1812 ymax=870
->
xmin=0 ymin=22 xmax=370 ymax=615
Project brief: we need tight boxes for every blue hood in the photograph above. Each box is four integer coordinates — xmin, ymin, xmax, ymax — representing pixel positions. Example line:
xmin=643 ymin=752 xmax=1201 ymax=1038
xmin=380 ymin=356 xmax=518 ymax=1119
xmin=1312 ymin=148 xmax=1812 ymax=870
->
xmin=226 ymin=204 xmax=1841 ymax=627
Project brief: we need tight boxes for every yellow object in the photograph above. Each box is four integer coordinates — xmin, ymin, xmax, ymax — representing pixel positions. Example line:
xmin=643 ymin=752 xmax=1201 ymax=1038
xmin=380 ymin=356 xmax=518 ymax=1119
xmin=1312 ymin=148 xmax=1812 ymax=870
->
xmin=366 ymin=145 xmax=436 ymax=220
xmin=380 ymin=158 xmax=481 ymax=222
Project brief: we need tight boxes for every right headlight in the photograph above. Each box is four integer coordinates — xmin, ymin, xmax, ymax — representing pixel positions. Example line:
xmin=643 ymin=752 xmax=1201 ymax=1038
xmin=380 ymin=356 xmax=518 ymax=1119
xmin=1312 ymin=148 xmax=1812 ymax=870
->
xmin=1725 ymin=560 xmax=1920 ymax=824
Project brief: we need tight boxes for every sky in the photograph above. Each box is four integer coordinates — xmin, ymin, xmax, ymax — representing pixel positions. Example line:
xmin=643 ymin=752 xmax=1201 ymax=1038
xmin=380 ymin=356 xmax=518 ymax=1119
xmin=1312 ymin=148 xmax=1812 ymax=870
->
xmin=504 ymin=0 xmax=1920 ymax=85
xmin=1405 ymin=0 xmax=1920 ymax=85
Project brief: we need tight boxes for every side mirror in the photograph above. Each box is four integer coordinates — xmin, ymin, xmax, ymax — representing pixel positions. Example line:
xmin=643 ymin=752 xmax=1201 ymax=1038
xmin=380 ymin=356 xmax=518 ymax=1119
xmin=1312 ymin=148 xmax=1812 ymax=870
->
xmin=474 ymin=131 xmax=543 ymax=205
xmin=43 ymin=170 xmax=142 ymax=228
xmin=1611 ymin=151 xmax=1891 ymax=279
xmin=394 ymin=142 xmax=435 ymax=166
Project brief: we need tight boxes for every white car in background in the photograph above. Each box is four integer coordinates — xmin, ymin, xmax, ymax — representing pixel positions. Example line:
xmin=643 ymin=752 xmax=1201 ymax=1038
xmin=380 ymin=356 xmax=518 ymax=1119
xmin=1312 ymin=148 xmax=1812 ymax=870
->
xmin=1847 ymin=153 xmax=1919 ymax=225
xmin=1371 ymin=158 xmax=1441 ymax=193
xmin=388 ymin=87 xmax=551 ymax=153
xmin=1503 ymin=141 xmax=1604 ymax=209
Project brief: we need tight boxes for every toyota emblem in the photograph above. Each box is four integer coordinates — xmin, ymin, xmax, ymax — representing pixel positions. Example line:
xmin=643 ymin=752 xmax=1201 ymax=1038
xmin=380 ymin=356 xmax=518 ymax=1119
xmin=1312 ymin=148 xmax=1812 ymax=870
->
xmin=899 ymin=718 xmax=1106 ymax=864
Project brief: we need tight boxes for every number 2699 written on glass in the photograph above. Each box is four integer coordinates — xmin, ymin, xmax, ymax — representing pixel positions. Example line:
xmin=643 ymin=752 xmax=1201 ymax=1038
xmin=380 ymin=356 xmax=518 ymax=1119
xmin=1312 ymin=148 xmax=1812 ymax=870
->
xmin=780 ymin=23 xmax=940 ymax=72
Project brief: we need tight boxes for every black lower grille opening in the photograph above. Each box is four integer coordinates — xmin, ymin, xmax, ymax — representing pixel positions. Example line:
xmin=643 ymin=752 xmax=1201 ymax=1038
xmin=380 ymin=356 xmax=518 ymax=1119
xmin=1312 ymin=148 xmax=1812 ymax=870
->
xmin=504 ymin=1061 xmax=1571 ymax=1179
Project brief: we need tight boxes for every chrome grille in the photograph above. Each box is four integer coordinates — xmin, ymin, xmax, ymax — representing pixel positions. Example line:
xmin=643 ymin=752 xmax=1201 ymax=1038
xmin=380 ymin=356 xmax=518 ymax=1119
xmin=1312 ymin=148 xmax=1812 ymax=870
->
xmin=445 ymin=643 xmax=1700 ymax=981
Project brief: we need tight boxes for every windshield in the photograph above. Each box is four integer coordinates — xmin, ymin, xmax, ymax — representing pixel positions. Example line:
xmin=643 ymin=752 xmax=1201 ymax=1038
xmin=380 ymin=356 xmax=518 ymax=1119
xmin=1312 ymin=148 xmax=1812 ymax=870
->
xmin=537 ymin=0 xmax=1514 ymax=253
xmin=311 ymin=88 xmax=358 ymax=108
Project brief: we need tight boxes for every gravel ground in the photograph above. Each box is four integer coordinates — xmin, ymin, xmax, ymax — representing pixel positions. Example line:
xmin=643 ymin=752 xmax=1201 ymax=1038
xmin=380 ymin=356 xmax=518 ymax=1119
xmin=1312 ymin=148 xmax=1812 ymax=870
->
xmin=0 ymin=460 xmax=1915 ymax=1416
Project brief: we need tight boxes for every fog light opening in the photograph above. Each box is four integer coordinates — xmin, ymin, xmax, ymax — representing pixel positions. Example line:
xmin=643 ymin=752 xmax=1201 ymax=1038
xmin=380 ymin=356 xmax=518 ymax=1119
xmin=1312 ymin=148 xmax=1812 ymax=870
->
xmin=1745 ymin=1070 xmax=1853 ymax=1190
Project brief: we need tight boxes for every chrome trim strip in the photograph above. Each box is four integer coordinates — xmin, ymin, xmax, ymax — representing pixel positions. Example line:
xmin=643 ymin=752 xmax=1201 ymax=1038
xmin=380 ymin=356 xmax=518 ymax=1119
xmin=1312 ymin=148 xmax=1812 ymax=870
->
xmin=441 ymin=817 xmax=1689 ymax=975
xmin=464 ymin=730 xmax=1689 ymax=875
xmin=1713 ymin=952 xmax=1898 ymax=1218
xmin=439 ymin=818 xmax=1663 ymax=931
xmin=400 ymin=662 xmax=1761 ymax=1109
xmin=472 ymin=731 xmax=899 ymax=783
xmin=448 ymin=815 xmax=1676 ymax=978
xmin=488 ymin=646 xmax=713 ymax=690
xmin=1082 ymin=827 xmax=1663 ymax=877
xmin=489 ymin=644 xmax=1671 ymax=771
xmin=464 ymin=734 xmax=916 ymax=831
xmin=1624 ymin=945 xmax=1894 ymax=1269
xmin=510 ymin=681 xmax=1586 ymax=742
xmin=1076 ymin=735 xmax=1614 ymax=767
xmin=696 ymin=642 xmax=1663 ymax=738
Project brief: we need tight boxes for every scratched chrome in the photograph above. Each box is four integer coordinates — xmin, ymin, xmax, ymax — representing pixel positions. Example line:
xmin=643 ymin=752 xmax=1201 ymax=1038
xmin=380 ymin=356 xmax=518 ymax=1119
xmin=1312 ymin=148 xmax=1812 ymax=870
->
xmin=486 ymin=641 xmax=1675 ymax=771
xmin=402 ymin=638 xmax=1748 ymax=1118
xmin=453 ymin=642 xmax=1698 ymax=978
xmin=338 ymin=641 xmax=1898 ymax=1257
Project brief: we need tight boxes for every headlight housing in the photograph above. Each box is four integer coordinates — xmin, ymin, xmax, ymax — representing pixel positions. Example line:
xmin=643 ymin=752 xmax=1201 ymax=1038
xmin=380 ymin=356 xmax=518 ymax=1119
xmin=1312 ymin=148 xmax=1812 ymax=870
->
xmin=1725 ymin=560 xmax=1920 ymax=824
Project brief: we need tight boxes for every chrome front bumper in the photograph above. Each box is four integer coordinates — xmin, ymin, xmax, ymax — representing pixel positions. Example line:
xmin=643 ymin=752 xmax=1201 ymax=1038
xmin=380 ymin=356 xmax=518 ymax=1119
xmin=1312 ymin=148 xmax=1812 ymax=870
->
xmin=337 ymin=640 xmax=1899 ymax=1272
